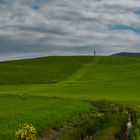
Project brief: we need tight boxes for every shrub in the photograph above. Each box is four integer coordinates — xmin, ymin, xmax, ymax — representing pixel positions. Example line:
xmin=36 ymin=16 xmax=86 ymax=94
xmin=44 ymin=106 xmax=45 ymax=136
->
xmin=90 ymin=111 xmax=104 ymax=119
xmin=15 ymin=123 xmax=37 ymax=140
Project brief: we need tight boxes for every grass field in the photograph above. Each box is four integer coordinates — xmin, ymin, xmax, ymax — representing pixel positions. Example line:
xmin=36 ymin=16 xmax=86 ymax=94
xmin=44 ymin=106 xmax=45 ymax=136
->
xmin=0 ymin=95 xmax=91 ymax=140
xmin=0 ymin=56 xmax=140 ymax=139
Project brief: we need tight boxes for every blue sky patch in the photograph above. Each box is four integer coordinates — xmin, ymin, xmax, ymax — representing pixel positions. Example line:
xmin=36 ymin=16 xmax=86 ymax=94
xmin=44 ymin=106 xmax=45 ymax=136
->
xmin=110 ymin=25 xmax=140 ymax=34
xmin=133 ymin=9 xmax=140 ymax=15
xmin=31 ymin=4 xmax=40 ymax=10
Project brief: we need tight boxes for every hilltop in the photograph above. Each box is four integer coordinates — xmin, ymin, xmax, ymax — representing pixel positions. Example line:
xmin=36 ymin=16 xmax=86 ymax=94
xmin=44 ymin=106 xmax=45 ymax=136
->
xmin=112 ymin=52 xmax=140 ymax=56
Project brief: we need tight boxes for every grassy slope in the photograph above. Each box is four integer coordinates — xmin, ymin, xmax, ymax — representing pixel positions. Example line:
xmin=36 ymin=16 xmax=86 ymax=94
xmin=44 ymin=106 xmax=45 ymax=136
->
xmin=0 ymin=56 xmax=93 ymax=139
xmin=0 ymin=56 xmax=91 ymax=85
xmin=0 ymin=56 xmax=140 ymax=139
xmin=0 ymin=56 xmax=140 ymax=102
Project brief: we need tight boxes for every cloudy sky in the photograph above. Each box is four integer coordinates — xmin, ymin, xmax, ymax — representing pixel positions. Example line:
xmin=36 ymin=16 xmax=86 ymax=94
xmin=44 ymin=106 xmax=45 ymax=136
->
xmin=0 ymin=0 xmax=140 ymax=60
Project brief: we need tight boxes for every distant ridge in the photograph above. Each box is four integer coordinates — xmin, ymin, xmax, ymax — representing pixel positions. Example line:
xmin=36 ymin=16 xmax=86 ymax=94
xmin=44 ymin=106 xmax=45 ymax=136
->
xmin=112 ymin=52 xmax=140 ymax=56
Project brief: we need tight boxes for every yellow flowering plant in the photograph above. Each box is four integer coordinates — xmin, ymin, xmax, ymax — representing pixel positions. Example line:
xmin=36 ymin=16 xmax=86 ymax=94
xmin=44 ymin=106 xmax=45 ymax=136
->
xmin=16 ymin=123 xmax=37 ymax=140
xmin=91 ymin=112 xmax=104 ymax=119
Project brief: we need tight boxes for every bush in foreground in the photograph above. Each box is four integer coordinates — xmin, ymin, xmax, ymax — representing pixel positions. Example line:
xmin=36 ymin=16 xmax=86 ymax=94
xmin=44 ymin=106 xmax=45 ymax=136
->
xmin=16 ymin=123 xmax=37 ymax=140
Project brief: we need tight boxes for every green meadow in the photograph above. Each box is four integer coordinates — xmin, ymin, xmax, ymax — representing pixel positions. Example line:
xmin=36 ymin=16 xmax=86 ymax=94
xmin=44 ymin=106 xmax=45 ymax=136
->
xmin=0 ymin=56 xmax=140 ymax=139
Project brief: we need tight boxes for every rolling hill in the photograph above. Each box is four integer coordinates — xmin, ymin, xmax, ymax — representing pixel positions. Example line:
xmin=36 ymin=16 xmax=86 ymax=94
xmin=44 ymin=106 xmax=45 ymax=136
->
xmin=112 ymin=52 xmax=140 ymax=56
xmin=0 ymin=56 xmax=140 ymax=139
xmin=0 ymin=56 xmax=92 ymax=85
xmin=0 ymin=56 xmax=140 ymax=85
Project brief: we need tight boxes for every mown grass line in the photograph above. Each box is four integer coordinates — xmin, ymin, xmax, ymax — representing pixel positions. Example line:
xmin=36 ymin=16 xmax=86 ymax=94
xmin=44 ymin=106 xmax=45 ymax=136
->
xmin=0 ymin=56 xmax=92 ymax=85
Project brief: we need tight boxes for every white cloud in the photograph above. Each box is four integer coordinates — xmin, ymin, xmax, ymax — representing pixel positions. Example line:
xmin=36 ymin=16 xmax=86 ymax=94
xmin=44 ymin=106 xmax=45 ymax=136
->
xmin=0 ymin=0 xmax=140 ymax=60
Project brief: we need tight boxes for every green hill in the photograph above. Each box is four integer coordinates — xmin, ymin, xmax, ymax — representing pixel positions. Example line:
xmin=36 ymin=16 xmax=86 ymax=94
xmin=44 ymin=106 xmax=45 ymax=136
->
xmin=0 ymin=56 xmax=140 ymax=139
xmin=0 ymin=56 xmax=140 ymax=102
xmin=0 ymin=56 xmax=140 ymax=85
xmin=0 ymin=56 xmax=91 ymax=85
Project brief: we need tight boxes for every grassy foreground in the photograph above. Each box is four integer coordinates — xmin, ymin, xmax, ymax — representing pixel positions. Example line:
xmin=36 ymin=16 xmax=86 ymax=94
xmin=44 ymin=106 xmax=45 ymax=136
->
xmin=0 ymin=95 xmax=91 ymax=140
xmin=0 ymin=56 xmax=140 ymax=139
